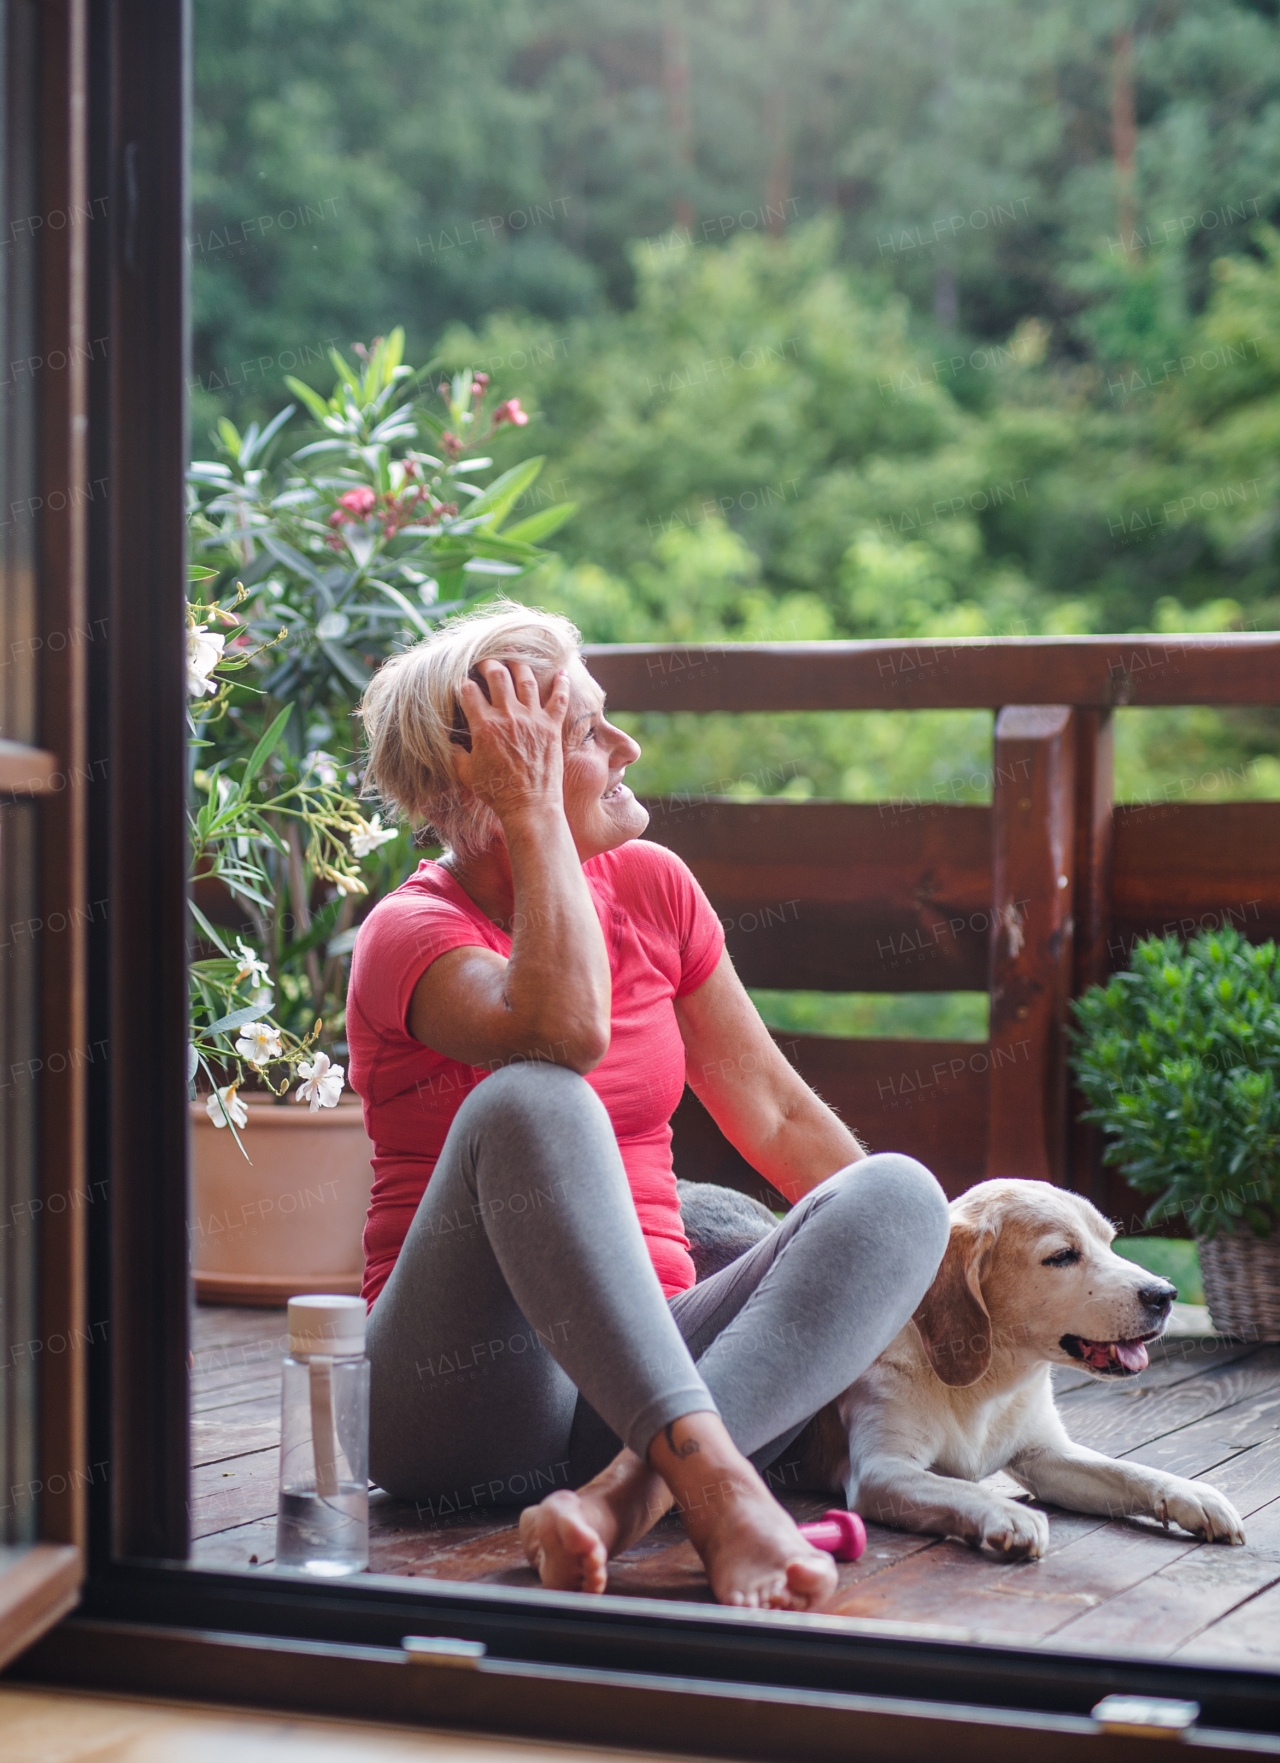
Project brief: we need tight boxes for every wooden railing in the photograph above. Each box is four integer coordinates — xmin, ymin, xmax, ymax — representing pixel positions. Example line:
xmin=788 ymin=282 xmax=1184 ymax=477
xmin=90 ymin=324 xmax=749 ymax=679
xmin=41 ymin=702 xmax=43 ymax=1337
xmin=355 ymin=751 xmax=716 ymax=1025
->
xmin=584 ymin=635 xmax=1280 ymax=1220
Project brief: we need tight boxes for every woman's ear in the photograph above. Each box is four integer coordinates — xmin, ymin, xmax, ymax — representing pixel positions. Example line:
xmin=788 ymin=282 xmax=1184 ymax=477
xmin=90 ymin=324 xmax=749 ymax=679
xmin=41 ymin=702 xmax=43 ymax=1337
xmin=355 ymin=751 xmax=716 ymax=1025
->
xmin=448 ymin=667 xmax=496 ymax=754
xmin=912 ymin=1219 xmax=994 ymax=1387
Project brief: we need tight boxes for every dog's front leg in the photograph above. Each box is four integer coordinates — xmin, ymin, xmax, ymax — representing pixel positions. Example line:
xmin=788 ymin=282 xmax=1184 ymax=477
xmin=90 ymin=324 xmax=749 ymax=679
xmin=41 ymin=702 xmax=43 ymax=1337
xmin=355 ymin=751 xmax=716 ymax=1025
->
xmin=853 ymin=1457 xmax=1050 ymax=1560
xmin=1009 ymin=1443 xmax=1245 ymax=1544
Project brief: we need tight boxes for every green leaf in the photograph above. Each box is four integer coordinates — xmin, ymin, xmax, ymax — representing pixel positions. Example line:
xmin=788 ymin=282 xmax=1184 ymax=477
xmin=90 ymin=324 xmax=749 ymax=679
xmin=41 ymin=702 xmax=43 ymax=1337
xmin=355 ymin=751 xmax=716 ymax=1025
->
xmin=203 ymin=1003 xmax=267 ymax=1037
xmin=242 ymin=704 xmax=293 ymax=787
xmin=319 ymin=638 xmax=372 ymax=690
xmin=499 ymin=501 xmax=577 ymax=544
xmin=463 ymin=534 xmax=540 ymax=562
xmin=366 ymin=578 xmax=435 ymax=638
xmin=464 ymin=558 xmax=526 ymax=576
xmin=188 ymin=898 xmax=232 ymax=957
xmin=432 ymin=569 xmax=467 ymax=604
xmin=261 ymin=532 xmax=328 ymax=591
xmin=283 ymin=375 xmax=334 ymax=425
xmin=463 ymin=456 xmax=544 ymax=527
xmin=255 ymin=402 xmax=297 ymax=455
xmin=222 ymin=873 xmax=277 ymax=910
xmin=291 ymin=439 xmax=349 ymax=460
xmin=195 ymin=1056 xmax=253 ymax=1160
xmin=327 ymin=346 xmax=361 ymax=394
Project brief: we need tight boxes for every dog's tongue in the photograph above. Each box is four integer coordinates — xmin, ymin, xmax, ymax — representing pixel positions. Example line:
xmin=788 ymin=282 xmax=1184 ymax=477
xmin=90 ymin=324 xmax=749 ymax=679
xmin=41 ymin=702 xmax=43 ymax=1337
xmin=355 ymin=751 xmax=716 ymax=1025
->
xmin=1114 ymin=1339 xmax=1149 ymax=1372
xmin=1079 ymin=1337 xmax=1149 ymax=1371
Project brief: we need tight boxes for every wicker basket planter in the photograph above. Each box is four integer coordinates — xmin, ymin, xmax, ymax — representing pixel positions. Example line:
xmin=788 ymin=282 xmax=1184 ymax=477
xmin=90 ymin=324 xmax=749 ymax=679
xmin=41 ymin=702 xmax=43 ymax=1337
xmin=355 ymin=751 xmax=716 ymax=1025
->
xmin=190 ymin=1098 xmax=374 ymax=1306
xmin=1196 ymin=1229 xmax=1280 ymax=1342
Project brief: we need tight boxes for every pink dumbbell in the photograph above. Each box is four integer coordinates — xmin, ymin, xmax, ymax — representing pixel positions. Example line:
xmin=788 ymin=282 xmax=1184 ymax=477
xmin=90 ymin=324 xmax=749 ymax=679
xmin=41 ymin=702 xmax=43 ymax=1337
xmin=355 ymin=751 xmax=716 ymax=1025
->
xmin=797 ymin=1508 xmax=867 ymax=1562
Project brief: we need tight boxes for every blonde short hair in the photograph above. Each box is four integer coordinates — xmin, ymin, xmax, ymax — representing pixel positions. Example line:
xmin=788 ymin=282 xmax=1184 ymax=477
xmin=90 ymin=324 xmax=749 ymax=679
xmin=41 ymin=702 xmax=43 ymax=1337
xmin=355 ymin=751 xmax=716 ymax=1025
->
xmin=359 ymin=598 xmax=581 ymax=858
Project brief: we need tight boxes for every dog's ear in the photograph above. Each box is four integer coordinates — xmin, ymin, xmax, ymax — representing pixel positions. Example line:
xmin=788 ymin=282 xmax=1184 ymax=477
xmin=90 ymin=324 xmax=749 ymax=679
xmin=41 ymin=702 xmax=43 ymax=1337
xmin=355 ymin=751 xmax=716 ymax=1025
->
xmin=912 ymin=1219 xmax=993 ymax=1387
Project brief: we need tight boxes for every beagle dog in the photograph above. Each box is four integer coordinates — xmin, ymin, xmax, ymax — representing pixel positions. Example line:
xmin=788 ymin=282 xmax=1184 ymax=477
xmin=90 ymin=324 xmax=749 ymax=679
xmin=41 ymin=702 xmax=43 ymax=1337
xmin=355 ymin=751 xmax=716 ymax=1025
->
xmin=679 ymin=1177 xmax=1246 ymax=1559
xmin=827 ymin=1178 xmax=1246 ymax=1558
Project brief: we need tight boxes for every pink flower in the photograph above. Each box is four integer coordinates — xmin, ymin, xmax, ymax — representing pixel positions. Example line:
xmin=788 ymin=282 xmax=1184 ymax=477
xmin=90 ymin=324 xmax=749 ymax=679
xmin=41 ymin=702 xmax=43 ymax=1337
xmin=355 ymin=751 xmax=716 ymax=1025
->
xmin=493 ymin=399 xmax=529 ymax=427
xmin=441 ymin=431 xmax=463 ymax=458
xmin=338 ymin=487 xmax=377 ymax=517
xmin=472 ymin=371 xmax=490 ymax=392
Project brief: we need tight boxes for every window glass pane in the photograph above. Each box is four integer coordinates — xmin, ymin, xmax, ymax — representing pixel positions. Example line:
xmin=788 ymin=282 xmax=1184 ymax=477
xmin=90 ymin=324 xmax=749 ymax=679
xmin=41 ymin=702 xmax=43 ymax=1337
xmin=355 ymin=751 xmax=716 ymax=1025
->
xmin=0 ymin=800 xmax=39 ymax=1544
xmin=0 ymin=0 xmax=43 ymax=1546
xmin=185 ymin=3 xmax=1277 ymax=1684
xmin=0 ymin=0 xmax=39 ymax=746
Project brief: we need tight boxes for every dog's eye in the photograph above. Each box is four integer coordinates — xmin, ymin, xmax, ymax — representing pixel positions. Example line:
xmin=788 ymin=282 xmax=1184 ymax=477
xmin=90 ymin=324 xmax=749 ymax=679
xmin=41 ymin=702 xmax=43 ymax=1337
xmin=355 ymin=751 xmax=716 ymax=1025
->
xmin=1041 ymin=1247 xmax=1080 ymax=1268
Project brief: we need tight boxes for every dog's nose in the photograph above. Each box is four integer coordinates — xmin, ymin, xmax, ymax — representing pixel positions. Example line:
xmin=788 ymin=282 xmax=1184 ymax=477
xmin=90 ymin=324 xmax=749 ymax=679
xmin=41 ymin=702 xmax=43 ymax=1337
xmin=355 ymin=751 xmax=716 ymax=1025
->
xmin=1140 ymin=1279 xmax=1177 ymax=1310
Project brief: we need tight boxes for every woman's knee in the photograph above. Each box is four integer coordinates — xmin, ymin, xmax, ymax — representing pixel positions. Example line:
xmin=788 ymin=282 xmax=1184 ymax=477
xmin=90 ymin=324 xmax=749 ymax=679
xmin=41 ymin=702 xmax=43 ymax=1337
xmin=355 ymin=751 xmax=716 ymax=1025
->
xmin=458 ymin=1059 xmax=600 ymax=1132
xmin=827 ymin=1153 xmax=951 ymax=1263
xmin=453 ymin=1062 xmax=617 ymax=1196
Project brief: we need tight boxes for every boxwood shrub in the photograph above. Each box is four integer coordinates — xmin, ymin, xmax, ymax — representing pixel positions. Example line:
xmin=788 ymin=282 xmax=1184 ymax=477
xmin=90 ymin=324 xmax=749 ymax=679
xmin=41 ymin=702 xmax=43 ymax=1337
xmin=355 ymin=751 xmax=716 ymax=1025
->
xmin=1071 ymin=928 xmax=1280 ymax=1239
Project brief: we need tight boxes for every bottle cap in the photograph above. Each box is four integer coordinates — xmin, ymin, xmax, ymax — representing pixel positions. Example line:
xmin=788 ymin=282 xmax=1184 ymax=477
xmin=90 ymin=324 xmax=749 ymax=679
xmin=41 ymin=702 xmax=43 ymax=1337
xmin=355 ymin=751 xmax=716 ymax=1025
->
xmin=287 ymin=1294 xmax=367 ymax=1359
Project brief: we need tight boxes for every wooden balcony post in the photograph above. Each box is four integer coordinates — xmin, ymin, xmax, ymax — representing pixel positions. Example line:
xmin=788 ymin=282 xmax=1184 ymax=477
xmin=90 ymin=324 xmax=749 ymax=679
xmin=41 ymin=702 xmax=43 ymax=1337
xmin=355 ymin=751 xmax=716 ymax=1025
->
xmin=987 ymin=706 xmax=1076 ymax=1185
xmin=1070 ymin=709 xmax=1116 ymax=1211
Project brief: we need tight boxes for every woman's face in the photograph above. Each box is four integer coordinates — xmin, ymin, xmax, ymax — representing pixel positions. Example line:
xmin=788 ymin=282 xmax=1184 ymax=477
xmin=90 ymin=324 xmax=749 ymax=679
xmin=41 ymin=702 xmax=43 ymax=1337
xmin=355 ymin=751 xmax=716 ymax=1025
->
xmin=557 ymin=658 xmax=648 ymax=858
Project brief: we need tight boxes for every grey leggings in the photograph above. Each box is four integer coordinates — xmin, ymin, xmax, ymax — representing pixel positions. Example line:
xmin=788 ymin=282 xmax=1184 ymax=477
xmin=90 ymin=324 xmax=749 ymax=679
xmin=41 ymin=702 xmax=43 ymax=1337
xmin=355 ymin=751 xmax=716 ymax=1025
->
xmin=367 ymin=1063 xmax=950 ymax=1511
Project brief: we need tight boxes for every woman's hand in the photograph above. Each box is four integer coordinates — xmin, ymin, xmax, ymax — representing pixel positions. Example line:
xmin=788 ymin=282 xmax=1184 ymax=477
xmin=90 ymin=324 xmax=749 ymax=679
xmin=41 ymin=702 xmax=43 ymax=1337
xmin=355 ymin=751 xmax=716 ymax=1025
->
xmin=454 ymin=660 xmax=571 ymax=826
xmin=409 ymin=656 xmax=612 ymax=1074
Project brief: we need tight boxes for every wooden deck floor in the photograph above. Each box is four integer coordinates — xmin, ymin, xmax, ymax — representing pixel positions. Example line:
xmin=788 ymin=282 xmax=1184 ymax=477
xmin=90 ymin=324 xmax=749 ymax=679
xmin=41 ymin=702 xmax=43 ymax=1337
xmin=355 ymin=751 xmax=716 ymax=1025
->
xmin=190 ymin=1304 xmax=1280 ymax=1665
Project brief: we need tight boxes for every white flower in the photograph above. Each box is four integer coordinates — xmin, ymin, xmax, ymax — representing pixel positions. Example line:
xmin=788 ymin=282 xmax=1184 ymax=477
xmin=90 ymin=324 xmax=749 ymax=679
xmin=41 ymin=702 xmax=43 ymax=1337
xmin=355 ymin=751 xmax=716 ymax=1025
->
xmin=350 ymin=812 xmax=397 ymax=859
xmin=295 ymin=1051 xmax=345 ymax=1110
xmin=232 ymin=938 xmax=271 ymax=991
xmin=235 ymin=1020 xmax=283 ymax=1067
xmin=206 ymin=1085 xmax=248 ymax=1129
xmin=187 ymin=626 xmax=225 ymax=696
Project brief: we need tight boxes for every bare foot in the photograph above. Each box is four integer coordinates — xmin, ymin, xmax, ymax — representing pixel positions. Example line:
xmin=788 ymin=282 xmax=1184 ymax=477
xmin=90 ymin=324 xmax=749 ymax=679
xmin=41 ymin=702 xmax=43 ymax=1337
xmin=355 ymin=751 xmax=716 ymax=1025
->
xmin=651 ymin=1415 xmax=838 ymax=1611
xmin=519 ymin=1490 xmax=609 ymax=1593
xmin=520 ymin=1420 xmax=838 ymax=1610
xmin=521 ymin=1451 xmax=674 ymax=1594
xmin=690 ymin=1476 xmax=837 ymax=1610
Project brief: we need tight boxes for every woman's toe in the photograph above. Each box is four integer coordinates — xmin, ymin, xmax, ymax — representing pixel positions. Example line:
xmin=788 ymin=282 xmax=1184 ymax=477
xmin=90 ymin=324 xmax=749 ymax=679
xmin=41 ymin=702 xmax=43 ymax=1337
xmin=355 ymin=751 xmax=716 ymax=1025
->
xmin=784 ymin=1551 xmax=837 ymax=1609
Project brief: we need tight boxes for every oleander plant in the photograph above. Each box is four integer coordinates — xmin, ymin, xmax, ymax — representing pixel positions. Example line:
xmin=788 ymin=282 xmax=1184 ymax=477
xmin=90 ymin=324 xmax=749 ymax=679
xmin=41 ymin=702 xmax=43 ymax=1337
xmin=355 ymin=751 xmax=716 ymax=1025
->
xmin=185 ymin=331 xmax=575 ymax=1144
xmin=187 ymin=327 xmax=572 ymax=753
xmin=186 ymin=576 xmax=379 ymax=1143
xmin=1071 ymin=928 xmax=1280 ymax=1240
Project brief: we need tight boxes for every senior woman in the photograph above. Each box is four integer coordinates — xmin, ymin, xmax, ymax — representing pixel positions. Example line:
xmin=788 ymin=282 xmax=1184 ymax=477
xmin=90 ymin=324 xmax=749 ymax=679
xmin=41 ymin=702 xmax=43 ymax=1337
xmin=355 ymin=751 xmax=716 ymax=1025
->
xmin=348 ymin=601 xmax=949 ymax=1610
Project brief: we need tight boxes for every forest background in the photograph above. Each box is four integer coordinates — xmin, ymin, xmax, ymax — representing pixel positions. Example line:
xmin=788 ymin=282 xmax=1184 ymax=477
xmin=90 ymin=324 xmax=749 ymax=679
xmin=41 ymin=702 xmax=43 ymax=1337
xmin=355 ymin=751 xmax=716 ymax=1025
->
xmin=192 ymin=0 xmax=1280 ymax=1062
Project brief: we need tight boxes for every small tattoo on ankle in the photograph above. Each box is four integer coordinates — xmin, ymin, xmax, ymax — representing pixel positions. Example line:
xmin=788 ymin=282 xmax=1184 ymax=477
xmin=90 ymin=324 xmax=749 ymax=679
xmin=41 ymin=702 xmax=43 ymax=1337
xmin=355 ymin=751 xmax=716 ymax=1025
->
xmin=664 ymin=1422 xmax=700 ymax=1460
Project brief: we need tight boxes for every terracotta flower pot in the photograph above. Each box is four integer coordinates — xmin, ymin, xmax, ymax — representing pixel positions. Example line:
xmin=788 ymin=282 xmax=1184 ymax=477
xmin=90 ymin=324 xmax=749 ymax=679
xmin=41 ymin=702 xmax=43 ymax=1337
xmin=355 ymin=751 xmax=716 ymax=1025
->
xmin=190 ymin=1098 xmax=374 ymax=1306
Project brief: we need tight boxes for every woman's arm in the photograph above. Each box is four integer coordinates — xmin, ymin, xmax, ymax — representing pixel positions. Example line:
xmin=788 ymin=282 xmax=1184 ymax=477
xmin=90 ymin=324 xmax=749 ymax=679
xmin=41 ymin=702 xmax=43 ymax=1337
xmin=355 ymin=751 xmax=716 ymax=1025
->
xmin=407 ymin=661 xmax=611 ymax=1074
xmin=674 ymin=949 xmax=864 ymax=1205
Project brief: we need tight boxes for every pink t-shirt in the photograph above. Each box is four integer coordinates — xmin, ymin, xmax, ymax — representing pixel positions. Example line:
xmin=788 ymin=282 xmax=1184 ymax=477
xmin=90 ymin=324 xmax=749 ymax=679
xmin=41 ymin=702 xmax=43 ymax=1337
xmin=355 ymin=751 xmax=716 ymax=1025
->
xmin=346 ymin=838 xmax=725 ymax=1307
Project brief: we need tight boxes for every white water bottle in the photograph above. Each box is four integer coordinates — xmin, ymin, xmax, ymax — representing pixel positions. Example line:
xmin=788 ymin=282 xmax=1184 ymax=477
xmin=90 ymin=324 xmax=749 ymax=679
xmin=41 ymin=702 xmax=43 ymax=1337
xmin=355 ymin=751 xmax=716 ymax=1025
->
xmin=276 ymin=1294 xmax=369 ymax=1576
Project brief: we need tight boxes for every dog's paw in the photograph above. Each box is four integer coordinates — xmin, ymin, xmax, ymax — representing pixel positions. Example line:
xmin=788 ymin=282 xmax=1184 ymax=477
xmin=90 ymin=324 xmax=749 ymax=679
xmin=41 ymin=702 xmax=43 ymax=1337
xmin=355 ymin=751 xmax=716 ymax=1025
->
xmin=1156 ymin=1481 xmax=1246 ymax=1546
xmin=976 ymin=1501 xmax=1050 ymax=1560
